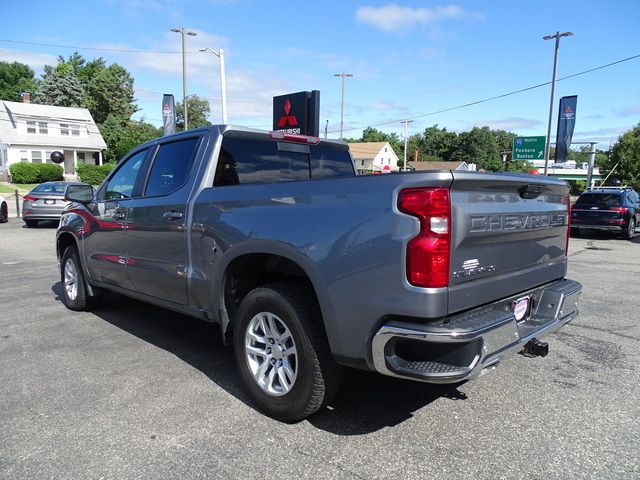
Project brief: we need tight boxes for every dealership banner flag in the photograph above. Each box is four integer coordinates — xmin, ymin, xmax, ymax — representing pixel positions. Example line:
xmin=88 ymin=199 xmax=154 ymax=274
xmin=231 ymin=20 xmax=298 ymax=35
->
xmin=162 ymin=94 xmax=176 ymax=136
xmin=554 ymin=95 xmax=577 ymax=163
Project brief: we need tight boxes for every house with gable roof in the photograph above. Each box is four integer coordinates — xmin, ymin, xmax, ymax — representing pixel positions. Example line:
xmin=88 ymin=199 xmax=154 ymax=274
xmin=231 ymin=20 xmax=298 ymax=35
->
xmin=0 ymin=96 xmax=107 ymax=181
xmin=348 ymin=141 xmax=400 ymax=174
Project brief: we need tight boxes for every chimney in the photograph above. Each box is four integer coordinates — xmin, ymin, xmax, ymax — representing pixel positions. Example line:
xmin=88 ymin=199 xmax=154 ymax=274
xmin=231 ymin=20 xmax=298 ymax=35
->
xmin=21 ymin=92 xmax=31 ymax=104
xmin=414 ymin=150 xmax=419 ymax=162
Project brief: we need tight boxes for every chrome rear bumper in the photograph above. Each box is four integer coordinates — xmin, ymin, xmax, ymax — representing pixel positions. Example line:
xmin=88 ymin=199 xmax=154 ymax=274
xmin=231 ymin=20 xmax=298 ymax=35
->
xmin=371 ymin=279 xmax=582 ymax=383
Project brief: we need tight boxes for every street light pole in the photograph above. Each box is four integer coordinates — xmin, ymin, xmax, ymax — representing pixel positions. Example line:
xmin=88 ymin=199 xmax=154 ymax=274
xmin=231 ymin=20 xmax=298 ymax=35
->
xmin=199 ymin=47 xmax=228 ymax=124
xmin=543 ymin=31 xmax=573 ymax=175
xmin=401 ymin=119 xmax=413 ymax=171
xmin=334 ymin=73 xmax=353 ymax=139
xmin=171 ymin=27 xmax=197 ymax=130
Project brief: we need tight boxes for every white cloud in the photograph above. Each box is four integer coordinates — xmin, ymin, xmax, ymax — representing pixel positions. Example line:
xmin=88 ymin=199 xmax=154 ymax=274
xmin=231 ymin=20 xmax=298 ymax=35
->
xmin=355 ymin=4 xmax=468 ymax=32
xmin=0 ymin=49 xmax=57 ymax=72
xmin=419 ymin=48 xmax=444 ymax=61
xmin=468 ymin=117 xmax=543 ymax=131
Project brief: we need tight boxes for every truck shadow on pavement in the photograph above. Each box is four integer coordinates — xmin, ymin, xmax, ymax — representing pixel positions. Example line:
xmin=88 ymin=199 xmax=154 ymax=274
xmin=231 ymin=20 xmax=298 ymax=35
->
xmin=52 ymin=283 xmax=467 ymax=434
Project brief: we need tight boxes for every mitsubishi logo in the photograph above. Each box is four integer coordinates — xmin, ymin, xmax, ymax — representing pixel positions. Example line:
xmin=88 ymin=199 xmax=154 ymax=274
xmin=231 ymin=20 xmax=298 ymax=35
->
xmin=277 ymin=99 xmax=298 ymax=128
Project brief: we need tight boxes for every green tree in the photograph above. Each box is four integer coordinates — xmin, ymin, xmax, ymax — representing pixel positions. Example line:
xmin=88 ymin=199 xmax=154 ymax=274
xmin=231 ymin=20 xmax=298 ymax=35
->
xmin=33 ymin=64 xmax=85 ymax=107
xmin=420 ymin=125 xmax=458 ymax=161
xmin=491 ymin=129 xmax=517 ymax=160
xmin=451 ymin=127 xmax=501 ymax=171
xmin=98 ymin=115 xmax=161 ymax=163
xmin=0 ymin=61 xmax=38 ymax=102
xmin=85 ymin=64 xmax=137 ymax=124
xmin=600 ymin=123 xmax=640 ymax=189
xmin=176 ymin=95 xmax=212 ymax=131
xmin=359 ymin=127 xmax=402 ymax=156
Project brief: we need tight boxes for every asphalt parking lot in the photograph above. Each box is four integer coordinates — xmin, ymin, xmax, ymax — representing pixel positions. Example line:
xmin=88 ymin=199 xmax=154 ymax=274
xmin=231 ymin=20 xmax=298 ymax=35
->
xmin=1 ymin=219 xmax=639 ymax=479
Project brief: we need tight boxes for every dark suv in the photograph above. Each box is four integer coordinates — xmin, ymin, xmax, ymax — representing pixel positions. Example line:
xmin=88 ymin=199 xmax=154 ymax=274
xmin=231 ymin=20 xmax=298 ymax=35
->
xmin=571 ymin=186 xmax=639 ymax=240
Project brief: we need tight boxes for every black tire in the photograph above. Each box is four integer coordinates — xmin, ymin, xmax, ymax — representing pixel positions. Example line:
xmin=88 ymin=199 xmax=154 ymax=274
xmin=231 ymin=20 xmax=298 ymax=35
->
xmin=570 ymin=227 xmax=579 ymax=237
xmin=0 ymin=202 xmax=7 ymax=223
xmin=233 ymin=282 xmax=343 ymax=422
xmin=623 ymin=217 xmax=636 ymax=240
xmin=60 ymin=246 xmax=102 ymax=311
xmin=25 ymin=219 xmax=38 ymax=228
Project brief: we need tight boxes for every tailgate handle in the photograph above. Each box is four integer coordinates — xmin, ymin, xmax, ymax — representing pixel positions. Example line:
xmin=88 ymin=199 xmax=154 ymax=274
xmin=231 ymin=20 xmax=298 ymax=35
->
xmin=519 ymin=184 xmax=543 ymax=199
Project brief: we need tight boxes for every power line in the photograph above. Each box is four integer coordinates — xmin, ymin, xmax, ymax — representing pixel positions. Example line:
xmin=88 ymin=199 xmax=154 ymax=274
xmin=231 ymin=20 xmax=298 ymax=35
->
xmin=327 ymin=53 xmax=640 ymax=134
xmin=0 ymin=39 xmax=200 ymax=54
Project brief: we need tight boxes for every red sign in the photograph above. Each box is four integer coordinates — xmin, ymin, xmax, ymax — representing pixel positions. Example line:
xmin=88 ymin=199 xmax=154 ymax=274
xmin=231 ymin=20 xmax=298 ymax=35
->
xmin=277 ymin=99 xmax=298 ymax=128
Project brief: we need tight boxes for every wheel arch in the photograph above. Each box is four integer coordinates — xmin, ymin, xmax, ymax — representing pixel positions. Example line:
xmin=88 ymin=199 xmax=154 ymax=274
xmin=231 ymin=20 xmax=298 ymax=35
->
xmin=215 ymin=242 xmax=337 ymax=352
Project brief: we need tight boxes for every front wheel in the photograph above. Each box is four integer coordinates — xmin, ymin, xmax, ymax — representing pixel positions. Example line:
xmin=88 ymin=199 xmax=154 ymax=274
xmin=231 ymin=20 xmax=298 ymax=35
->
xmin=0 ymin=202 xmax=7 ymax=223
xmin=60 ymin=246 xmax=101 ymax=311
xmin=233 ymin=282 xmax=343 ymax=422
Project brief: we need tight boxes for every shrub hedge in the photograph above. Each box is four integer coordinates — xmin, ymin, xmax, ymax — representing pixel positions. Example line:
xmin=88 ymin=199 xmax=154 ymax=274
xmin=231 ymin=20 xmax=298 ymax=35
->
xmin=76 ymin=163 xmax=116 ymax=186
xmin=9 ymin=163 xmax=64 ymax=183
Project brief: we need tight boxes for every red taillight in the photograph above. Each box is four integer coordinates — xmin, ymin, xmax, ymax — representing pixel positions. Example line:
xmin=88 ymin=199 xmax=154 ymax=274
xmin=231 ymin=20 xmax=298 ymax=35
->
xmin=398 ymin=187 xmax=450 ymax=288
xmin=23 ymin=195 xmax=37 ymax=201
xmin=609 ymin=207 xmax=628 ymax=213
xmin=269 ymin=131 xmax=320 ymax=144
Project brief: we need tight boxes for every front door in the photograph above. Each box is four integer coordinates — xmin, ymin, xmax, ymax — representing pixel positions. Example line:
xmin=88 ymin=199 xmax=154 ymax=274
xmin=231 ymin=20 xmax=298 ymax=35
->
xmin=83 ymin=148 xmax=149 ymax=289
xmin=63 ymin=150 xmax=75 ymax=175
xmin=125 ymin=135 xmax=202 ymax=305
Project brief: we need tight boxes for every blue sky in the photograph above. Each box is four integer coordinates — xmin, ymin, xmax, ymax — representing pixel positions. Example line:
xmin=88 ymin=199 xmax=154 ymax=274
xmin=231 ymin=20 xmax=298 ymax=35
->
xmin=1 ymin=0 xmax=639 ymax=148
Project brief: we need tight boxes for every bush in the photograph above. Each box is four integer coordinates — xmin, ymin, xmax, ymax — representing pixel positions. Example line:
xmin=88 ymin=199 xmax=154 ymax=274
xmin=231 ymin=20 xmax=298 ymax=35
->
xmin=9 ymin=162 xmax=63 ymax=183
xmin=76 ymin=163 xmax=116 ymax=186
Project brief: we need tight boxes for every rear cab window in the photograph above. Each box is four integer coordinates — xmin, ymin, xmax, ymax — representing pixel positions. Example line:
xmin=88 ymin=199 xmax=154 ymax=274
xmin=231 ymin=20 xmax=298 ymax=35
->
xmin=214 ymin=133 xmax=354 ymax=186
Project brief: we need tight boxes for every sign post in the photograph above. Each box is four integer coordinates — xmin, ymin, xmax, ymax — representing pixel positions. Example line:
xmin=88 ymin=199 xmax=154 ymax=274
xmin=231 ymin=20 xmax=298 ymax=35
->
xmin=512 ymin=136 xmax=546 ymax=161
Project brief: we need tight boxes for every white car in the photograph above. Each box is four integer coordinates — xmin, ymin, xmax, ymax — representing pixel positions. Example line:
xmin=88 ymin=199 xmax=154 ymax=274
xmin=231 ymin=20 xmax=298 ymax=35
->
xmin=1 ymin=194 xmax=8 ymax=223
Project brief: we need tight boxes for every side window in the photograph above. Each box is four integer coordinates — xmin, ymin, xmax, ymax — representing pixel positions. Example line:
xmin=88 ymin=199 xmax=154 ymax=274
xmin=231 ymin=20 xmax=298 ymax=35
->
xmin=102 ymin=149 xmax=147 ymax=201
xmin=310 ymin=145 xmax=355 ymax=179
xmin=145 ymin=137 xmax=200 ymax=197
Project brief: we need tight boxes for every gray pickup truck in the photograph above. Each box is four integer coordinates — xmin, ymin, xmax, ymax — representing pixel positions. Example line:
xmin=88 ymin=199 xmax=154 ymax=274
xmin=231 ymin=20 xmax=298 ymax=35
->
xmin=57 ymin=126 xmax=582 ymax=422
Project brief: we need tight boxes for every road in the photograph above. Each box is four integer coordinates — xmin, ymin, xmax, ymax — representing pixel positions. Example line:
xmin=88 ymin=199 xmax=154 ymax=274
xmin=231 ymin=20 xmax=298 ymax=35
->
xmin=1 ymin=219 xmax=639 ymax=479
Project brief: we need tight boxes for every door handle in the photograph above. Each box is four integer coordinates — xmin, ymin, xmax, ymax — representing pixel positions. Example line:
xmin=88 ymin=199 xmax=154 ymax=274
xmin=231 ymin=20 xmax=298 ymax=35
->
xmin=163 ymin=211 xmax=184 ymax=219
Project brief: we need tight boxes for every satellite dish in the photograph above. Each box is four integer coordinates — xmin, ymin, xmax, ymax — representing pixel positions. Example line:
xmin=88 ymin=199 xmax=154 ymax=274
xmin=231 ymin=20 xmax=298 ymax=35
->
xmin=50 ymin=151 xmax=65 ymax=164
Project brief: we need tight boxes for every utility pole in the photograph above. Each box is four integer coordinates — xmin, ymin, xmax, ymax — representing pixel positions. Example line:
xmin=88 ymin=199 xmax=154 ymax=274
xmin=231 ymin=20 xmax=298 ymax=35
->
xmin=324 ymin=120 xmax=329 ymax=139
xmin=334 ymin=73 xmax=353 ymax=139
xmin=401 ymin=120 xmax=414 ymax=171
xmin=543 ymin=31 xmax=573 ymax=175
xmin=171 ymin=27 xmax=198 ymax=130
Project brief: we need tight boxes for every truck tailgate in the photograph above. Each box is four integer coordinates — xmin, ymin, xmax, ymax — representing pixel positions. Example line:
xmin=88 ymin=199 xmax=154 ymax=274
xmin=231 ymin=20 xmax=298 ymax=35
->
xmin=448 ymin=172 xmax=570 ymax=314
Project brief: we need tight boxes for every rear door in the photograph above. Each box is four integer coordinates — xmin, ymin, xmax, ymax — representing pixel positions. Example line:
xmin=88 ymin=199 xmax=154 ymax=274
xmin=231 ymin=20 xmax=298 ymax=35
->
xmin=448 ymin=172 xmax=570 ymax=313
xmin=124 ymin=134 xmax=204 ymax=305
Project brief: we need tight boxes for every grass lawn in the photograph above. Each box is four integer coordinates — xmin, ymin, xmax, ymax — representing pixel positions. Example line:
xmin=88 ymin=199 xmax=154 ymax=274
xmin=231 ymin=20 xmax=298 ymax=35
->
xmin=0 ymin=183 xmax=39 ymax=194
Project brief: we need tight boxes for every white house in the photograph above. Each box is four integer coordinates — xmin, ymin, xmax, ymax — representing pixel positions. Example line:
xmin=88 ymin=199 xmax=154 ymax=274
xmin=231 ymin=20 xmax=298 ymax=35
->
xmin=348 ymin=142 xmax=400 ymax=174
xmin=0 ymin=98 xmax=107 ymax=181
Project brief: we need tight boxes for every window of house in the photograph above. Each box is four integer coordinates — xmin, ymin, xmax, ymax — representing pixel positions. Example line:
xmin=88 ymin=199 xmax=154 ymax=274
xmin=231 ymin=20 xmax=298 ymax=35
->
xmin=385 ymin=147 xmax=387 ymax=152
xmin=145 ymin=137 xmax=200 ymax=197
xmin=60 ymin=123 xmax=69 ymax=136
xmin=45 ymin=151 xmax=53 ymax=163
xmin=77 ymin=152 xmax=86 ymax=164
xmin=31 ymin=151 xmax=43 ymax=163
xmin=71 ymin=124 xmax=80 ymax=136
xmin=27 ymin=121 xmax=36 ymax=134
xmin=361 ymin=160 xmax=365 ymax=166
xmin=20 ymin=150 xmax=28 ymax=162
xmin=38 ymin=122 xmax=48 ymax=134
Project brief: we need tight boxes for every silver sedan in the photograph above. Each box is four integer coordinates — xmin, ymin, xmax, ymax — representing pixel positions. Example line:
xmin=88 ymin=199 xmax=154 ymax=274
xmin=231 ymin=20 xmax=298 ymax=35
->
xmin=22 ymin=182 xmax=86 ymax=228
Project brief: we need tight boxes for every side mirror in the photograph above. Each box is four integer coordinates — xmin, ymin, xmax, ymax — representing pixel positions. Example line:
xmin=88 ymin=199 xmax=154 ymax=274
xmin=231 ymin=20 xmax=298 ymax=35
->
xmin=65 ymin=184 xmax=94 ymax=204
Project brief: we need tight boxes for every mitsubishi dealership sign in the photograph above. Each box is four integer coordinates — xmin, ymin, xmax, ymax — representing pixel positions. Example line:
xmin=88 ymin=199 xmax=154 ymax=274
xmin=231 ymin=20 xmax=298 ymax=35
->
xmin=273 ymin=90 xmax=320 ymax=136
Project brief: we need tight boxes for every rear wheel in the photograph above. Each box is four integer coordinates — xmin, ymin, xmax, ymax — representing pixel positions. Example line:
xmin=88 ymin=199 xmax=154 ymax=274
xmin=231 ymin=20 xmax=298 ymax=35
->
xmin=233 ymin=282 xmax=343 ymax=422
xmin=61 ymin=246 xmax=101 ymax=311
xmin=0 ymin=202 xmax=7 ymax=223
xmin=623 ymin=217 xmax=636 ymax=240
xmin=25 ymin=219 xmax=38 ymax=228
